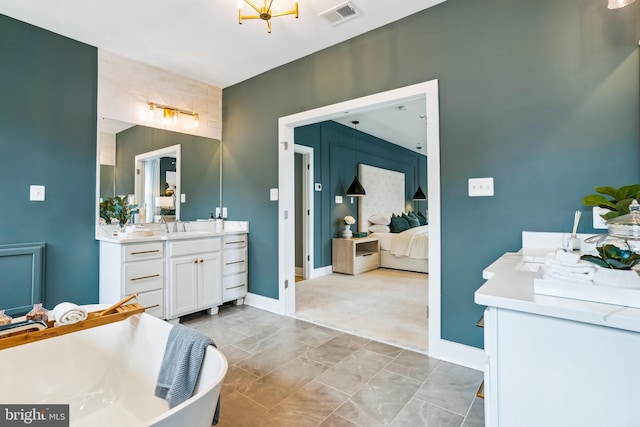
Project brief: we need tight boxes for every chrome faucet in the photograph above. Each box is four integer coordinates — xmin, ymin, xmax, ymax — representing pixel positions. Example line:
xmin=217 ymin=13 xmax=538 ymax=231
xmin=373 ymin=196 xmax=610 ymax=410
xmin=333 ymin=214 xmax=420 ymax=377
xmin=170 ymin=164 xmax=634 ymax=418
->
xmin=159 ymin=216 xmax=170 ymax=233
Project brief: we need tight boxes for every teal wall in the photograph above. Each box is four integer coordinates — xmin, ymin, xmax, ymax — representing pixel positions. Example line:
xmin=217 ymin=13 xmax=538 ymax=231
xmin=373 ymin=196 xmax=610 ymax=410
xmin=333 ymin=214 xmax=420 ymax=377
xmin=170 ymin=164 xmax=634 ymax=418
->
xmin=0 ymin=15 xmax=98 ymax=307
xmin=222 ymin=0 xmax=640 ymax=348
xmin=114 ymin=125 xmax=221 ymax=221
xmin=295 ymin=121 xmax=426 ymax=268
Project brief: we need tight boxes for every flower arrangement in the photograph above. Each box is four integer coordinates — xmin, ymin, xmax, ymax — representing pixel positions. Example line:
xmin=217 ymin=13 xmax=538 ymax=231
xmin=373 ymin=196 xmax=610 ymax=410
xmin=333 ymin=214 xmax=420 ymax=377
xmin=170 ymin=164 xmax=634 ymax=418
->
xmin=343 ymin=215 xmax=356 ymax=225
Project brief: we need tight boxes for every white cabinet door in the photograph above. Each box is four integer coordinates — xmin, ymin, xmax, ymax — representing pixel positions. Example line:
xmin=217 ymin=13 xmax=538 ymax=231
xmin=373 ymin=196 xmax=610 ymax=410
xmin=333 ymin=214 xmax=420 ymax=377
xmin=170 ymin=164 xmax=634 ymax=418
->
xmin=198 ymin=251 xmax=222 ymax=308
xmin=169 ymin=255 xmax=199 ymax=318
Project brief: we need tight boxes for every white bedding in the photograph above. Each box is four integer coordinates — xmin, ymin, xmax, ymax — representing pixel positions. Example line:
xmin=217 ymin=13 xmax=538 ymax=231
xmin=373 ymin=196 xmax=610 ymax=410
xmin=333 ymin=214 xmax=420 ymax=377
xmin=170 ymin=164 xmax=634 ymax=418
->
xmin=372 ymin=225 xmax=429 ymax=260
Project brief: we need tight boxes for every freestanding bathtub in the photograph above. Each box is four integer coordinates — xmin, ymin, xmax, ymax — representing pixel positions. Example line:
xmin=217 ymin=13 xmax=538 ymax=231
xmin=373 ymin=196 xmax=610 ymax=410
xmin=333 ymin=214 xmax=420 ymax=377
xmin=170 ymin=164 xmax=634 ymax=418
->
xmin=0 ymin=313 xmax=227 ymax=427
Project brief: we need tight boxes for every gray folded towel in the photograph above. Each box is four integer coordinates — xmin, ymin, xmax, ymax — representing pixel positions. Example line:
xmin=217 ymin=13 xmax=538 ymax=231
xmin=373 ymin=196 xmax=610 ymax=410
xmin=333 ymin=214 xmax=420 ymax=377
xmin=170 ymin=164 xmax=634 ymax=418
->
xmin=155 ymin=323 xmax=220 ymax=424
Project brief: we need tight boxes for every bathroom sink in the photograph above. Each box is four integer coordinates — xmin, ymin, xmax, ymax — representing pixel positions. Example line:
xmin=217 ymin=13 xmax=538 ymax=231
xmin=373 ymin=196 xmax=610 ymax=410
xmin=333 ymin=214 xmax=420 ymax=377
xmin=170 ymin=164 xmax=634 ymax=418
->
xmin=515 ymin=261 xmax=542 ymax=273
xmin=162 ymin=230 xmax=218 ymax=240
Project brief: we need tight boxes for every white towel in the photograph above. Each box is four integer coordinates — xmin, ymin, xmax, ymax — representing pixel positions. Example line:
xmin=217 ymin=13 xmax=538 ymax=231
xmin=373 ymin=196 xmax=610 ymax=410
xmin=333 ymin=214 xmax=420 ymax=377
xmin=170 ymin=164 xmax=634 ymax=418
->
xmin=541 ymin=266 xmax=594 ymax=284
xmin=53 ymin=302 xmax=88 ymax=325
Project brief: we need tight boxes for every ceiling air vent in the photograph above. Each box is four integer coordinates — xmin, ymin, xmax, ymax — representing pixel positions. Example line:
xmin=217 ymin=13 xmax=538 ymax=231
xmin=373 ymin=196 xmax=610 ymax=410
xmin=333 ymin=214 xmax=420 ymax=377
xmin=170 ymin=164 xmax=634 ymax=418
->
xmin=319 ymin=2 xmax=361 ymax=26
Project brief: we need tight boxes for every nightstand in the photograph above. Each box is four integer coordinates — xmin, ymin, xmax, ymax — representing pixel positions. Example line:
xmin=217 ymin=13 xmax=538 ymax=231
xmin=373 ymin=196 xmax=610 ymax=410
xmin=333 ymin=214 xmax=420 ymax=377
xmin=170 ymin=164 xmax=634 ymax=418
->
xmin=332 ymin=237 xmax=380 ymax=275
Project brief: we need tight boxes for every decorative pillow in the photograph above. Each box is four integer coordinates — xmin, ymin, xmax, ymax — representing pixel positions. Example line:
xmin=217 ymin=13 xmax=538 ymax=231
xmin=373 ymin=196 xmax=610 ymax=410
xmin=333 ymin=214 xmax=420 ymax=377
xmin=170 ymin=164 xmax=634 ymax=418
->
xmin=403 ymin=213 xmax=420 ymax=228
xmin=416 ymin=211 xmax=427 ymax=226
xmin=369 ymin=224 xmax=391 ymax=233
xmin=390 ymin=214 xmax=410 ymax=233
xmin=368 ymin=214 xmax=391 ymax=225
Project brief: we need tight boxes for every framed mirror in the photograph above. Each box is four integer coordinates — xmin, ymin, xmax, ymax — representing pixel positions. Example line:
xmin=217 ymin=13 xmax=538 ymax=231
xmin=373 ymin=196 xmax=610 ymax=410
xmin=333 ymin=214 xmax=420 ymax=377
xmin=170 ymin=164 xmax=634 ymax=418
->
xmin=98 ymin=118 xmax=221 ymax=225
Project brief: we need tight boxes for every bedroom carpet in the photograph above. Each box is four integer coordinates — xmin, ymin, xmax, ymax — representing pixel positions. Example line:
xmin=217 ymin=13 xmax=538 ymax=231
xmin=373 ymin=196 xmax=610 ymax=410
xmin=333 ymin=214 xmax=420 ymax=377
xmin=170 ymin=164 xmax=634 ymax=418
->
xmin=294 ymin=268 xmax=429 ymax=353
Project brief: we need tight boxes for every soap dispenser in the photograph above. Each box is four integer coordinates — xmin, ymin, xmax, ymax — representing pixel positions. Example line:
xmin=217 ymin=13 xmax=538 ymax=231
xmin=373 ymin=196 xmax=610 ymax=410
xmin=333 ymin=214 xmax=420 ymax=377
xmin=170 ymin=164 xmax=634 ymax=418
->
xmin=0 ymin=310 xmax=12 ymax=326
xmin=26 ymin=303 xmax=48 ymax=322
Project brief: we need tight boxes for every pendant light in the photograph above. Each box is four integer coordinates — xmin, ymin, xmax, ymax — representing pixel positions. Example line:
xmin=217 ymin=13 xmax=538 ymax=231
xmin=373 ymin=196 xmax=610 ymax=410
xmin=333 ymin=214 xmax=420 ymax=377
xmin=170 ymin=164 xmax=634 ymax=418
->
xmin=346 ymin=121 xmax=366 ymax=196
xmin=412 ymin=144 xmax=426 ymax=201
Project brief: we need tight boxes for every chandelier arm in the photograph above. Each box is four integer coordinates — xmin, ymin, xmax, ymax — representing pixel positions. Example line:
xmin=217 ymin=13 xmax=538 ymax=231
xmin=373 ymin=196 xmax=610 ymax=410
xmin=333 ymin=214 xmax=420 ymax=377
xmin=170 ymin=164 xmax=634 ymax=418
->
xmin=266 ymin=0 xmax=275 ymax=13
xmin=267 ymin=19 xmax=272 ymax=33
xmin=241 ymin=13 xmax=262 ymax=20
xmin=270 ymin=8 xmax=298 ymax=18
xmin=243 ymin=0 xmax=262 ymax=14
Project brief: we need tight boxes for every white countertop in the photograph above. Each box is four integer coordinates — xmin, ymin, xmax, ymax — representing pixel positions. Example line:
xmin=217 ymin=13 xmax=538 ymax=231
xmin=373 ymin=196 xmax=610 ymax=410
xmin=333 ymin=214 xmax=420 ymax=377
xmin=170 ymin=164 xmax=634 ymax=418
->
xmin=96 ymin=220 xmax=249 ymax=244
xmin=475 ymin=235 xmax=640 ymax=334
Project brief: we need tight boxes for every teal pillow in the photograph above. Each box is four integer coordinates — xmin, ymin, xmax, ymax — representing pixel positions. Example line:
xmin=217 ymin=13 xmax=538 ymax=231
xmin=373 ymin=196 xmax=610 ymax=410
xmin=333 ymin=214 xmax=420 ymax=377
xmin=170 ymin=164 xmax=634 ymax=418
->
xmin=390 ymin=214 xmax=410 ymax=233
xmin=416 ymin=211 xmax=427 ymax=226
xmin=403 ymin=213 xmax=420 ymax=228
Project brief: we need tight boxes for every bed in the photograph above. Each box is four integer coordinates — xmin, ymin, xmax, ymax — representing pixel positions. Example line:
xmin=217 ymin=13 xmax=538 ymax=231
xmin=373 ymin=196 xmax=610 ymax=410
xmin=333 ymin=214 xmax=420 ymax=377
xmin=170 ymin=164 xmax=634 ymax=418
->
xmin=358 ymin=164 xmax=429 ymax=273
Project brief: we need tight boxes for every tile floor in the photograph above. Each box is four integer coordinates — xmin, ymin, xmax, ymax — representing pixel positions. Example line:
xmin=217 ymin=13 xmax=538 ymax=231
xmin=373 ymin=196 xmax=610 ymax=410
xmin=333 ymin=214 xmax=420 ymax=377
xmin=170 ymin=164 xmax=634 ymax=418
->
xmin=182 ymin=304 xmax=484 ymax=427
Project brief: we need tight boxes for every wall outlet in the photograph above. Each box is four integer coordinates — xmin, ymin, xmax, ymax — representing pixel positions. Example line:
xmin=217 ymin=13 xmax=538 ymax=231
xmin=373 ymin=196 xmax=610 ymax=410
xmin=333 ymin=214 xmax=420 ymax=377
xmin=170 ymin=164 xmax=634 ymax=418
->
xmin=180 ymin=193 xmax=186 ymax=203
xmin=315 ymin=183 xmax=322 ymax=191
xmin=215 ymin=207 xmax=220 ymax=218
xmin=222 ymin=207 xmax=227 ymax=218
xmin=335 ymin=196 xmax=343 ymax=204
xmin=468 ymin=177 xmax=494 ymax=197
xmin=270 ymin=188 xmax=278 ymax=201
xmin=592 ymin=207 xmax=609 ymax=229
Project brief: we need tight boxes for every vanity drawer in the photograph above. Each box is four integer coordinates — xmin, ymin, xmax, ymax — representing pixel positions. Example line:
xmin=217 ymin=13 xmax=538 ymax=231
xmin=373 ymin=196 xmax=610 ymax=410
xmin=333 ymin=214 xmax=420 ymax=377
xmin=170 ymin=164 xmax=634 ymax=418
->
xmin=168 ymin=237 xmax=221 ymax=257
xmin=223 ymin=234 xmax=247 ymax=249
xmin=132 ymin=289 xmax=163 ymax=318
xmin=124 ymin=242 xmax=164 ymax=261
xmin=223 ymin=249 xmax=247 ymax=276
xmin=223 ymin=273 xmax=247 ymax=302
xmin=124 ymin=259 xmax=164 ymax=294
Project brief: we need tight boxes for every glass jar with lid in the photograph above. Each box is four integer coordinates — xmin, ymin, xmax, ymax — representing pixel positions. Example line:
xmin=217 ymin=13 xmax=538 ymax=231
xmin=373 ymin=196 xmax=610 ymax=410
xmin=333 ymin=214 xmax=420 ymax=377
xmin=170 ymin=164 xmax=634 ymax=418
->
xmin=584 ymin=200 xmax=640 ymax=269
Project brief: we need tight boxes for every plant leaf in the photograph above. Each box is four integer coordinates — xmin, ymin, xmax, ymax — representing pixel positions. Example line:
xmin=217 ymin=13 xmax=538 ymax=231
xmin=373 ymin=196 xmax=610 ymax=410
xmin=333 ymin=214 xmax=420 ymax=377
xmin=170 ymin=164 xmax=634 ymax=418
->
xmin=582 ymin=195 xmax=616 ymax=209
xmin=595 ymin=186 xmax=620 ymax=200
xmin=580 ymin=255 xmax=610 ymax=268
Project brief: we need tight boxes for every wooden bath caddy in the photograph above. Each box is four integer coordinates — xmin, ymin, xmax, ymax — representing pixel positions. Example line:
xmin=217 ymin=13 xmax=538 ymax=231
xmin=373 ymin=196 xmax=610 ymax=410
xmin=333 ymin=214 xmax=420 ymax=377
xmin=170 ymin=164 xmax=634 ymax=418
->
xmin=0 ymin=294 xmax=146 ymax=350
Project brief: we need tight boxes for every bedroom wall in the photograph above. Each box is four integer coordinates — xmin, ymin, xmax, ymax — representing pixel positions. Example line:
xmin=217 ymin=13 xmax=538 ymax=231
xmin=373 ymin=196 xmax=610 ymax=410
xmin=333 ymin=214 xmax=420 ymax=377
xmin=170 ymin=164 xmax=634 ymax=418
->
xmin=295 ymin=121 xmax=427 ymax=269
xmin=222 ymin=0 xmax=640 ymax=348
xmin=0 ymin=15 xmax=98 ymax=306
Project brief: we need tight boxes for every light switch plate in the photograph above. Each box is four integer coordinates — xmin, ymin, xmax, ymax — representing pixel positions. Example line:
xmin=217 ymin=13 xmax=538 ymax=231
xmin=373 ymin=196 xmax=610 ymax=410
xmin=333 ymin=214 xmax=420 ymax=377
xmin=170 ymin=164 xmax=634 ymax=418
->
xmin=30 ymin=185 xmax=45 ymax=201
xmin=222 ymin=207 xmax=228 ymax=218
xmin=215 ymin=207 xmax=220 ymax=218
xmin=335 ymin=196 xmax=343 ymax=204
xmin=593 ymin=207 xmax=609 ymax=229
xmin=315 ymin=183 xmax=322 ymax=191
xmin=180 ymin=194 xmax=186 ymax=203
xmin=468 ymin=177 xmax=494 ymax=197
xmin=270 ymin=188 xmax=279 ymax=201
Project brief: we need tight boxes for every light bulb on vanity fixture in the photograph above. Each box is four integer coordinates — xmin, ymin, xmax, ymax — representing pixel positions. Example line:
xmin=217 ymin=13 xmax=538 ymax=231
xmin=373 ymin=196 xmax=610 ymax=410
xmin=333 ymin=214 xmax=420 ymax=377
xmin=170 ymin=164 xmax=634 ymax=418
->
xmin=148 ymin=102 xmax=199 ymax=127
xmin=608 ymin=0 xmax=636 ymax=8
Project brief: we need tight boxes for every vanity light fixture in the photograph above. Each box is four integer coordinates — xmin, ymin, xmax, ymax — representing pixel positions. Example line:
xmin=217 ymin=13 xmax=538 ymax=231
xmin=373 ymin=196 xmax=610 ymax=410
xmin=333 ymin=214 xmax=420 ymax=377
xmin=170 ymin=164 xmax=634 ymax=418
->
xmin=148 ymin=103 xmax=199 ymax=128
xmin=238 ymin=0 xmax=299 ymax=33
xmin=346 ymin=121 xmax=366 ymax=197
xmin=608 ymin=0 xmax=636 ymax=8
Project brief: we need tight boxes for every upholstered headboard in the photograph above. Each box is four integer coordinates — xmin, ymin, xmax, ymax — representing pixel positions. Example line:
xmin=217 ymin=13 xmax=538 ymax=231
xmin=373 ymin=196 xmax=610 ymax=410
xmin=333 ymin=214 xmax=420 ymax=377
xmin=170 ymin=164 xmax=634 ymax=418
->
xmin=357 ymin=164 xmax=405 ymax=232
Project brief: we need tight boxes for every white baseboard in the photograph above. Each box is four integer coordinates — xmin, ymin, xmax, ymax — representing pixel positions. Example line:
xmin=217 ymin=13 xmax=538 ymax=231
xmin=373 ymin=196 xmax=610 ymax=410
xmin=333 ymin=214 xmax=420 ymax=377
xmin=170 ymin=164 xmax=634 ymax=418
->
xmin=244 ymin=292 xmax=284 ymax=315
xmin=309 ymin=265 xmax=332 ymax=279
xmin=431 ymin=339 xmax=485 ymax=371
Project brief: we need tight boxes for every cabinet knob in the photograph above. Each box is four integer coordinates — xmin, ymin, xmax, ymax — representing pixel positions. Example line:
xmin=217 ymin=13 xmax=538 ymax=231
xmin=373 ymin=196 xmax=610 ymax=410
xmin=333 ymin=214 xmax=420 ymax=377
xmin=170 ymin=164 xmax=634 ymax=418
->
xmin=194 ymin=260 xmax=198 ymax=264
xmin=200 ymin=259 xmax=204 ymax=263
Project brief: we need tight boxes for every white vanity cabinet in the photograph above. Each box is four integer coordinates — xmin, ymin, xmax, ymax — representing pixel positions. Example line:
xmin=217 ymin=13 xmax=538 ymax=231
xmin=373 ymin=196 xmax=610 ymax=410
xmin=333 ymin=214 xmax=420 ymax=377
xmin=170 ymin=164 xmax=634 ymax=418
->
xmin=476 ymin=248 xmax=640 ymax=427
xmin=166 ymin=237 xmax=222 ymax=320
xmin=99 ymin=241 xmax=165 ymax=318
xmin=221 ymin=233 xmax=248 ymax=304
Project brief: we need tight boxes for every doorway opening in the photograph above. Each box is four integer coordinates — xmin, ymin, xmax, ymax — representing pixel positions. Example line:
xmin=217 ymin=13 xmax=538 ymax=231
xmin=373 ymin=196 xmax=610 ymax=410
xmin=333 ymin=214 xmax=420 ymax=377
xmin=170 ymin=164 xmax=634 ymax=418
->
xmin=294 ymin=144 xmax=314 ymax=281
xmin=278 ymin=80 xmax=444 ymax=357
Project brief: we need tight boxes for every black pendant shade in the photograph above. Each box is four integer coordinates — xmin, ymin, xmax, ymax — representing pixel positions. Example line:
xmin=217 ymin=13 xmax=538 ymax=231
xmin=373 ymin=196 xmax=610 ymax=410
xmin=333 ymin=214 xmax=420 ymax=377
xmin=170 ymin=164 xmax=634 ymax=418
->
xmin=347 ymin=120 xmax=365 ymax=197
xmin=347 ymin=175 xmax=366 ymax=196
xmin=412 ymin=186 xmax=426 ymax=200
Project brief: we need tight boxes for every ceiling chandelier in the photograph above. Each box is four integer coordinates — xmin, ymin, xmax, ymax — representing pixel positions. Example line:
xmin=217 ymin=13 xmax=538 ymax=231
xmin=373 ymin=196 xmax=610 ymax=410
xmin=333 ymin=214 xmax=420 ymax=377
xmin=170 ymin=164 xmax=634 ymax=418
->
xmin=238 ymin=0 xmax=299 ymax=33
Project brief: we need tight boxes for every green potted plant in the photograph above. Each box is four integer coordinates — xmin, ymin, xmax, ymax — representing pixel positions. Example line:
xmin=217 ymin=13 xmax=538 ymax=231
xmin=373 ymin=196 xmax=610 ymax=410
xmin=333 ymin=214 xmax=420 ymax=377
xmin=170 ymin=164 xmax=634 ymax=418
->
xmin=582 ymin=184 xmax=640 ymax=221
xmin=99 ymin=196 xmax=138 ymax=229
